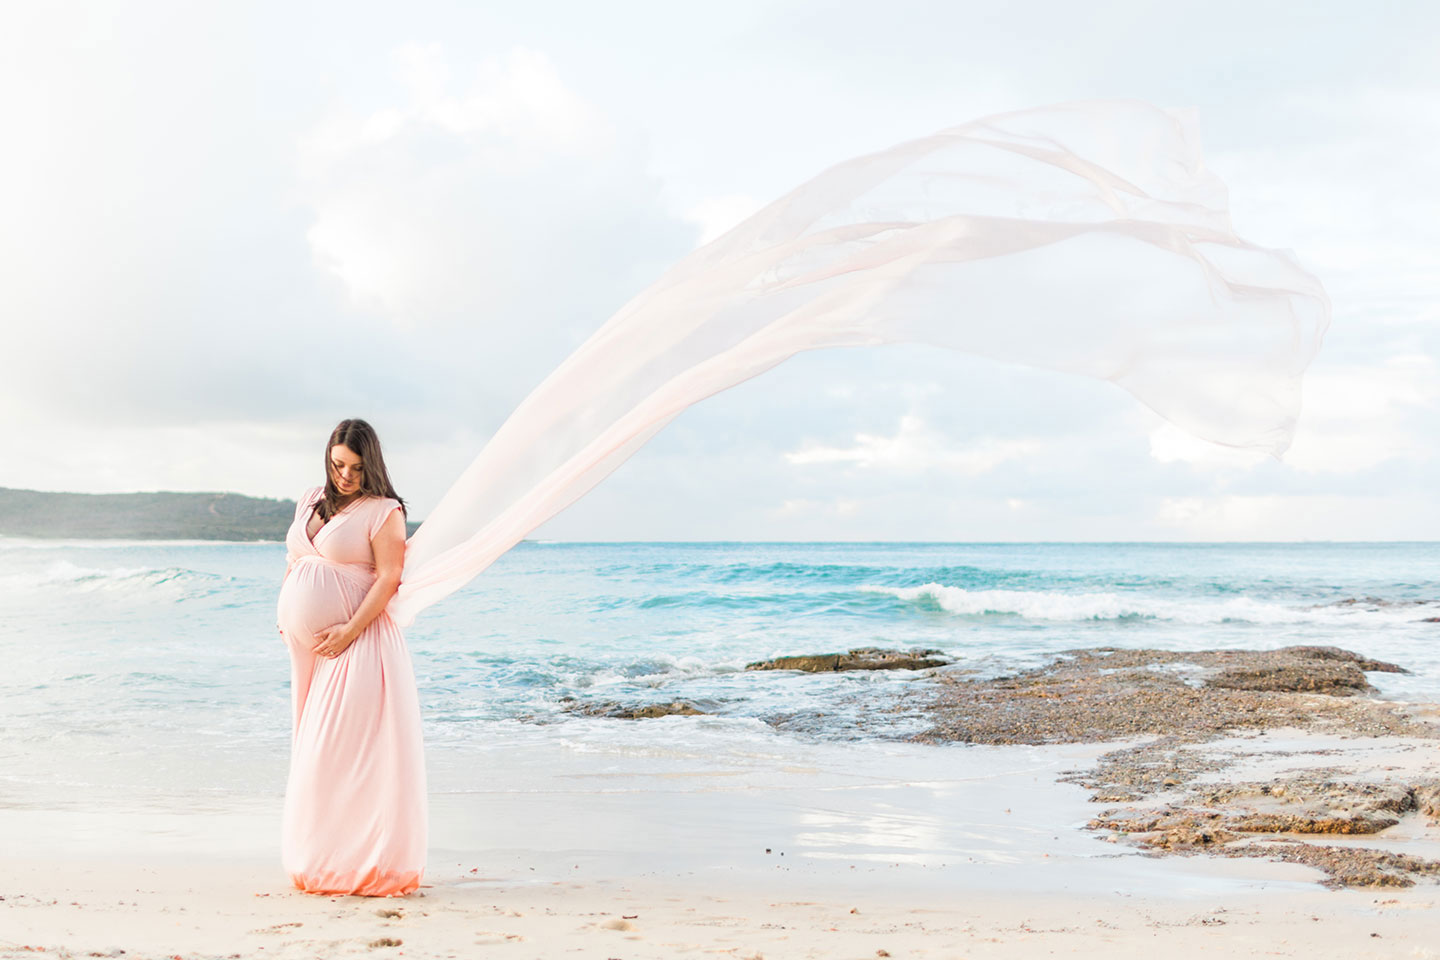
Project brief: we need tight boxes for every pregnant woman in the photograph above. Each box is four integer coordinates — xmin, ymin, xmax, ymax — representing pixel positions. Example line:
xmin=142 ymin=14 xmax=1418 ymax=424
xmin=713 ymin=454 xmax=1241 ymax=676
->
xmin=276 ymin=418 xmax=426 ymax=896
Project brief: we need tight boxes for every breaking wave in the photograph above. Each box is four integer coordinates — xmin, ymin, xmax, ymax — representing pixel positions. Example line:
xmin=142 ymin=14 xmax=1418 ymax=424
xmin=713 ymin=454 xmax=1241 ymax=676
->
xmin=862 ymin=583 xmax=1434 ymax=625
xmin=0 ymin=560 xmax=227 ymax=596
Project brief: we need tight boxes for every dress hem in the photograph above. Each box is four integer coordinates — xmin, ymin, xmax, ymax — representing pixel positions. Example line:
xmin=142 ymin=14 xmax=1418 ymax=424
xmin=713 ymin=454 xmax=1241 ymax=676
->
xmin=289 ymin=868 xmax=424 ymax=898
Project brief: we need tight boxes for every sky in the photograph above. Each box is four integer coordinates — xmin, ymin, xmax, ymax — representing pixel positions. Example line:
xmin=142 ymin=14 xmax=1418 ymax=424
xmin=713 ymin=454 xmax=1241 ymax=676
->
xmin=1 ymin=0 xmax=1438 ymax=540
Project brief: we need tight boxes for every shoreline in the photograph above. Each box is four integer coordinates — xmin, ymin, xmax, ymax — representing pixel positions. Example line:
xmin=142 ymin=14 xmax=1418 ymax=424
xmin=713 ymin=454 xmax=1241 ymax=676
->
xmin=5 ymin=732 xmax=1438 ymax=959
xmin=5 ymin=644 xmax=1440 ymax=957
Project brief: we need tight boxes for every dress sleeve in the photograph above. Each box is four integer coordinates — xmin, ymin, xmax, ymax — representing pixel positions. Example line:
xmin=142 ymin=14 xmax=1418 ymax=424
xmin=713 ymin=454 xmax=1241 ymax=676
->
xmin=295 ymin=485 xmax=323 ymax=519
xmin=286 ymin=487 xmax=323 ymax=562
xmin=368 ymin=498 xmax=403 ymax=540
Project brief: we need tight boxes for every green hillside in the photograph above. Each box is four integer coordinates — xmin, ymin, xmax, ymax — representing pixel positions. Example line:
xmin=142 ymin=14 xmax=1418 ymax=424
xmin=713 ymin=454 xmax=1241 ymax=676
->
xmin=0 ymin=488 xmax=422 ymax=541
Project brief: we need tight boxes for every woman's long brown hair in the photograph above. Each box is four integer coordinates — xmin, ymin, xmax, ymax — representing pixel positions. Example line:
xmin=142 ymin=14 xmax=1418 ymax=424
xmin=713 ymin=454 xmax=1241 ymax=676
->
xmin=317 ymin=418 xmax=408 ymax=522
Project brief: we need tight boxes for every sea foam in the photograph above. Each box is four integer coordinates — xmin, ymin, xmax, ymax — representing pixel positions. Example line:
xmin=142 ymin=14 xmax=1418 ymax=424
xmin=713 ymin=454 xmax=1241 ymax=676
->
xmin=860 ymin=583 xmax=1430 ymax=625
xmin=0 ymin=560 xmax=223 ymax=595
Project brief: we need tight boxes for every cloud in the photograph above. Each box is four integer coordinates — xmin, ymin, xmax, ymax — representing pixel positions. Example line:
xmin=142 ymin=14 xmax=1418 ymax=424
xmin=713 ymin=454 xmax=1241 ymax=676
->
xmin=1153 ymin=494 xmax=1440 ymax=541
xmin=0 ymin=30 xmax=693 ymax=508
xmin=1148 ymin=355 xmax=1439 ymax=474
xmin=785 ymin=415 xmax=1040 ymax=475
xmin=685 ymin=194 xmax=763 ymax=246
xmin=4 ymin=2 xmax=1440 ymax=543
xmin=297 ymin=43 xmax=693 ymax=406
xmin=0 ymin=416 xmax=321 ymax=499
xmin=300 ymin=44 xmax=624 ymax=319
xmin=772 ymin=497 xmax=861 ymax=518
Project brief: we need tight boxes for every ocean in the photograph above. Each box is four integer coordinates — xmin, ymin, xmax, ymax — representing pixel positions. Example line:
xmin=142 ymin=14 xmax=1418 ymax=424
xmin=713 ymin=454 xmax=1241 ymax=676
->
xmin=2 ymin=539 xmax=1436 ymax=815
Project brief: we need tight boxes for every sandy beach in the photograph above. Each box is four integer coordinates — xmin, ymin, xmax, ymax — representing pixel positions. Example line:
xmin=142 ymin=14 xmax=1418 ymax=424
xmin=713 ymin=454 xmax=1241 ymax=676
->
xmin=6 ymin=714 xmax=1439 ymax=959
xmin=4 ymin=853 xmax=1439 ymax=959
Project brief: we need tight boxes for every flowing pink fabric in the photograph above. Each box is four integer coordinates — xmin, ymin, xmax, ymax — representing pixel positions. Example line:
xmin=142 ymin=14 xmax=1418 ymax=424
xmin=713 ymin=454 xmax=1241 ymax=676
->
xmin=389 ymin=100 xmax=1329 ymax=625
xmin=277 ymin=486 xmax=426 ymax=896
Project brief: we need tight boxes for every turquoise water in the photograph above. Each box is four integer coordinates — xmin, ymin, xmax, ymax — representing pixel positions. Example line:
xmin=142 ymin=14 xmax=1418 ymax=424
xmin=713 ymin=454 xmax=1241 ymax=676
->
xmin=2 ymin=539 xmax=1438 ymax=811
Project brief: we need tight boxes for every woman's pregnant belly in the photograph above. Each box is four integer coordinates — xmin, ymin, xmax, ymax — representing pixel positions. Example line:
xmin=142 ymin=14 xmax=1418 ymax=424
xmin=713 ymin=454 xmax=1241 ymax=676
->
xmin=277 ymin=560 xmax=371 ymax=651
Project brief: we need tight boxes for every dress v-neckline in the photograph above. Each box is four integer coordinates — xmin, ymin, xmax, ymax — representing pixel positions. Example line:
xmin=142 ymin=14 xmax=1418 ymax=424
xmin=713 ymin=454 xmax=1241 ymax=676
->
xmin=306 ymin=494 xmax=364 ymax=548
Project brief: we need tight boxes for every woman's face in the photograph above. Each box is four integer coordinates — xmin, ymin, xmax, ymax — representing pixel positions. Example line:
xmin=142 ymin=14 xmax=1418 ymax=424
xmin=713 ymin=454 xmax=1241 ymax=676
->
xmin=329 ymin=443 xmax=364 ymax=496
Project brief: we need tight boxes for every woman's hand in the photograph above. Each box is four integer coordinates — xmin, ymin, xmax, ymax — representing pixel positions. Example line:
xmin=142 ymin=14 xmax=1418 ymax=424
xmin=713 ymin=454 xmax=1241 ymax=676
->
xmin=308 ymin=508 xmax=405 ymax=661
xmin=314 ymin=623 xmax=358 ymax=659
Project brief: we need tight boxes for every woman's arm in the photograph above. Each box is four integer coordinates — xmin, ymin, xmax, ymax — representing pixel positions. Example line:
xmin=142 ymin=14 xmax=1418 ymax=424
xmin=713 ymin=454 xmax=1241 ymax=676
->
xmin=313 ymin=507 xmax=406 ymax=658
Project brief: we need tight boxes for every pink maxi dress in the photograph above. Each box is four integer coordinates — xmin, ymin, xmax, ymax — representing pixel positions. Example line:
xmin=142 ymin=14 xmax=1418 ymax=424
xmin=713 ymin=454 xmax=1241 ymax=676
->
xmin=276 ymin=486 xmax=427 ymax=896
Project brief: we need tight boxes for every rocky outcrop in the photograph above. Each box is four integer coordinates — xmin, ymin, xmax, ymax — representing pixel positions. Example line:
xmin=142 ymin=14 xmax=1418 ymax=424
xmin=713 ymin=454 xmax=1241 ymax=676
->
xmin=747 ymin=647 xmax=949 ymax=672
xmin=565 ymin=699 xmax=707 ymax=720
xmin=1090 ymin=776 xmax=1421 ymax=846
xmin=914 ymin=646 xmax=1416 ymax=746
xmin=1280 ymin=645 xmax=1408 ymax=673
xmin=912 ymin=645 xmax=1440 ymax=888
xmin=1207 ymin=646 xmax=1407 ymax=695
xmin=1242 ymin=844 xmax=1440 ymax=888
xmin=1414 ymin=781 xmax=1440 ymax=820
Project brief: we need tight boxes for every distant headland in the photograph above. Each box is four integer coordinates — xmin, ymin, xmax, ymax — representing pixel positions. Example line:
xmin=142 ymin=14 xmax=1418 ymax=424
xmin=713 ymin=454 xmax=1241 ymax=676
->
xmin=0 ymin=487 xmax=422 ymax=540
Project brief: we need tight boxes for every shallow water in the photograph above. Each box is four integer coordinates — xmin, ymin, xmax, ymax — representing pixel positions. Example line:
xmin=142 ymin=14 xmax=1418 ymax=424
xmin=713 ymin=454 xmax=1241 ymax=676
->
xmin=1 ymin=539 xmax=1437 ymax=814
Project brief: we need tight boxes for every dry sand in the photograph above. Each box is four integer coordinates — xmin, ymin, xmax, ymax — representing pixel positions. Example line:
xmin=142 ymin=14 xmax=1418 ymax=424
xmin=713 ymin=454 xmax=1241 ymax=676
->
xmin=4 ymin=854 xmax=1439 ymax=960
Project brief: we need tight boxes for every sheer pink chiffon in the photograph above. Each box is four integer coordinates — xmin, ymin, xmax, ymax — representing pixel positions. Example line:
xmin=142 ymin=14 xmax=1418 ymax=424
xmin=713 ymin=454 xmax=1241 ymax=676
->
xmin=271 ymin=100 xmax=1330 ymax=898
xmin=389 ymin=101 xmax=1330 ymax=625
xmin=277 ymin=486 xmax=426 ymax=896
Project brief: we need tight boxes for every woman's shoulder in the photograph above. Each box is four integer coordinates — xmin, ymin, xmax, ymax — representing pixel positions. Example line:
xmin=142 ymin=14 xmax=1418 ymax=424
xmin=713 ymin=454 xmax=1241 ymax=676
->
xmin=360 ymin=495 xmax=404 ymax=539
xmin=293 ymin=485 xmax=324 ymax=515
